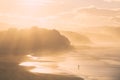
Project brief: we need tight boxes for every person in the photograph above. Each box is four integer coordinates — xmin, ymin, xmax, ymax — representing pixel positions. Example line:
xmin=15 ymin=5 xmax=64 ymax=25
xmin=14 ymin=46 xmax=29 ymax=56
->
xmin=78 ymin=64 xmax=80 ymax=70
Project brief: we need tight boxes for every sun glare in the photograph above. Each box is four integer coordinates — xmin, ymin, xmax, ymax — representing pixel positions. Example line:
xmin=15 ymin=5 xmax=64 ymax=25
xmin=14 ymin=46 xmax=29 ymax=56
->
xmin=30 ymin=67 xmax=55 ymax=74
xmin=26 ymin=55 xmax=39 ymax=60
xmin=20 ymin=0 xmax=51 ymax=7
xmin=19 ymin=62 xmax=51 ymax=73
xmin=19 ymin=61 xmax=60 ymax=74
xmin=19 ymin=62 xmax=40 ymax=67
xmin=19 ymin=54 xmax=61 ymax=74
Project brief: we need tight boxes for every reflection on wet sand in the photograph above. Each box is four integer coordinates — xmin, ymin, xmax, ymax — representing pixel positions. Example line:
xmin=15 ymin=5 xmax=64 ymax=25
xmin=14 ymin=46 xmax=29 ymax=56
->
xmin=18 ymin=48 xmax=120 ymax=80
xmin=19 ymin=61 xmax=61 ymax=74
xmin=57 ymin=48 xmax=120 ymax=80
xmin=19 ymin=55 xmax=62 ymax=74
xmin=0 ymin=61 xmax=84 ymax=80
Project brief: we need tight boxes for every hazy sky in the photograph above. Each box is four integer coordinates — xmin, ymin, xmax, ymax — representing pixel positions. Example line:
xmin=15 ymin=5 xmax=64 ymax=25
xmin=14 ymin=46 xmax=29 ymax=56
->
xmin=0 ymin=0 xmax=120 ymax=30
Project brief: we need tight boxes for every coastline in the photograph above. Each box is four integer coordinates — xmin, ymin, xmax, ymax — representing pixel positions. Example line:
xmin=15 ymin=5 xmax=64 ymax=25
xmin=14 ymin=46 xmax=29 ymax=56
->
xmin=0 ymin=61 xmax=84 ymax=80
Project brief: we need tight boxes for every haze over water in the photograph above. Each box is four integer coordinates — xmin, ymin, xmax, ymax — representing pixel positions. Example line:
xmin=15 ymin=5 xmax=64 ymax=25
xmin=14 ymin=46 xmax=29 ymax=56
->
xmin=0 ymin=0 xmax=120 ymax=80
xmin=19 ymin=46 xmax=120 ymax=80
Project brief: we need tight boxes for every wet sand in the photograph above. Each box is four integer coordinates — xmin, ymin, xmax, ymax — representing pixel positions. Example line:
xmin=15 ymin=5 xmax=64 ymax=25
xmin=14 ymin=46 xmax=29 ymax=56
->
xmin=0 ymin=61 xmax=84 ymax=80
xmin=58 ymin=48 xmax=120 ymax=80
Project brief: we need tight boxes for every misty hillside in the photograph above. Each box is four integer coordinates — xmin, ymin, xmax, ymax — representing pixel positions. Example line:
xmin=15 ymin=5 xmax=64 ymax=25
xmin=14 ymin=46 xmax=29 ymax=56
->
xmin=0 ymin=22 xmax=15 ymax=30
xmin=0 ymin=27 xmax=71 ymax=56
xmin=79 ymin=27 xmax=120 ymax=46
xmin=103 ymin=27 xmax=120 ymax=37
xmin=60 ymin=31 xmax=91 ymax=45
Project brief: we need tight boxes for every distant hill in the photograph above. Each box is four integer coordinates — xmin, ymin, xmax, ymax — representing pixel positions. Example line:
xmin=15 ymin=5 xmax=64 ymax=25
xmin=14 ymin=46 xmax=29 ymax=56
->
xmin=0 ymin=22 xmax=15 ymax=30
xmin=79 ymin=27 xmax=120 ymax=46
xmin=60 ymin=31 xmax=91 ymax=46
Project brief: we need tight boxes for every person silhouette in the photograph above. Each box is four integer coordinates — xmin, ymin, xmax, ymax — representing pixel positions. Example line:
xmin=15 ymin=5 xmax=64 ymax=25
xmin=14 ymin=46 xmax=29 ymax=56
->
xmin=78 ymin=64 xmax=80 ymax=70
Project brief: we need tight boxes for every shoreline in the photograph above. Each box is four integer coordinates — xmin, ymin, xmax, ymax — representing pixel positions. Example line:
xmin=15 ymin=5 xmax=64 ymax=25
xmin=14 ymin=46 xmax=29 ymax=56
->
xmin=0 ymin=61 xmax=84 ymax=80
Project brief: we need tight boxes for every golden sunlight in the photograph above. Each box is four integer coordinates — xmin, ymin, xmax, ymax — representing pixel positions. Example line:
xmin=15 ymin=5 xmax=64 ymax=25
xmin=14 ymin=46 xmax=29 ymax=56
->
xmin=19 ymin=62 xmax=49 ymax=73
xmin=19 ymin=55 xmax=60 ymax=74
xmin=30 ymin=67 xmax=56 ymax=74
xmin=0 ymin=0 xmax=120 ymax=80
xmin=19 ymin=62 xmax=40 ymax=67
xmin=19 ymin=61 xmax=61 ymax=74
xmin=26 ymin=55 xmax=39 ymax=60
xmin=20 ymin=0 xmax=51 ymax=7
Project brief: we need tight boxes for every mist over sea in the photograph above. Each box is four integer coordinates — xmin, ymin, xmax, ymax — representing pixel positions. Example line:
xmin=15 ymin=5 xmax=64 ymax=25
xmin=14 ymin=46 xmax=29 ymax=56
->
xmin=14 ymin=46 xmax=120 ymax=80
xmin=0 ymin=27 xmax=120 ymax=80
xmin=0 ymin=0 xmax=120 ymax=79
xmin=58 ymin=47 xmax=120 ymax=80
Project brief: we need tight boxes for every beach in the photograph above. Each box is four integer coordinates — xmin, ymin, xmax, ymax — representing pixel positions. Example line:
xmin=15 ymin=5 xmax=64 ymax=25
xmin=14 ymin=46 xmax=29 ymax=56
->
xmin=0 ymin=61 xmax=84 ymax=80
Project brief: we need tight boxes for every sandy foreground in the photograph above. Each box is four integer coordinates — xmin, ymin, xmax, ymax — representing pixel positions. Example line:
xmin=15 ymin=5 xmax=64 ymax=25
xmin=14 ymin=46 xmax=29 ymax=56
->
xmin=0 ymin=61 xmax=84 ymax=80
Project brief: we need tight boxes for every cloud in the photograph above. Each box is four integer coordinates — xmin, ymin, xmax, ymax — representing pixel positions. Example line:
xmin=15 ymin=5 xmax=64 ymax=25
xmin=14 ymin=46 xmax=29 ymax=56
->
xmin=1 ymin=6 xmax=120 ymax=30
xmin=77 ymin=7 xmax=120 ymax=16
xmin=104 ymin=0 xmax=120 ymax=2
xmin=111 ymin=16 xmax=120 ymax=24
xmin=45 ymin=7 xmax=120 ymax=28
